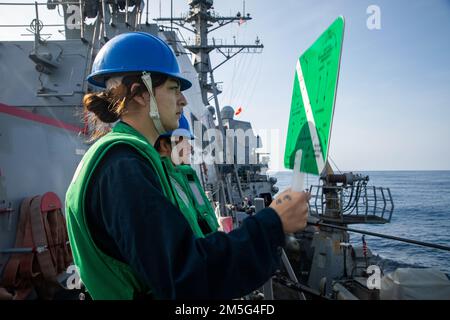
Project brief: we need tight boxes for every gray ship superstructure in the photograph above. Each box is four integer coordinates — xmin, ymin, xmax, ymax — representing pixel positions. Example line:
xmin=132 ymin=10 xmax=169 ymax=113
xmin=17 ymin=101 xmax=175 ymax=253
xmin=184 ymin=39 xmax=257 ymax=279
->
xmin=0 ymin=0 xmax=277 ymax=299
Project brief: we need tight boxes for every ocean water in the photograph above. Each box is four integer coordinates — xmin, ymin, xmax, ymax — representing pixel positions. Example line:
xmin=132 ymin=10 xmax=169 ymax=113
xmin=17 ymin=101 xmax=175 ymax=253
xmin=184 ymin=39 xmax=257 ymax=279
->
xmin=270 ymin=170 xmax=450 ymax=274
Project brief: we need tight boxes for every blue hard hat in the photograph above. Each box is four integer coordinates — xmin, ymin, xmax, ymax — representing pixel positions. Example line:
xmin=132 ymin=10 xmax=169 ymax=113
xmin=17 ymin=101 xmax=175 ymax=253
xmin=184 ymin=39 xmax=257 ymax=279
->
xmin=160 ymin=113 xmax=195 ymax=140
xmin=87 ymin=32 xmax=192 ymax=91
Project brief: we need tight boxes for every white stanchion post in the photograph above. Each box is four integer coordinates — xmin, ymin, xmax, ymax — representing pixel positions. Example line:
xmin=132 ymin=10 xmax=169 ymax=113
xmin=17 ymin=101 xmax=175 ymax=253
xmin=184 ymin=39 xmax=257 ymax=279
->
xmin=291 ymin=149 xmax=304 ymax=192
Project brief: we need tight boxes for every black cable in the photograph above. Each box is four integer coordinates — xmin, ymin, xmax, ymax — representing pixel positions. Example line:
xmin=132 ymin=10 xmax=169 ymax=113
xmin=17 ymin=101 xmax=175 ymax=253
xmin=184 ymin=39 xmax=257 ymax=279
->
xmin=310 ymin=222 xmax=450 ymax=252
xmin=272 ymin=276 xmax=330 ymax=300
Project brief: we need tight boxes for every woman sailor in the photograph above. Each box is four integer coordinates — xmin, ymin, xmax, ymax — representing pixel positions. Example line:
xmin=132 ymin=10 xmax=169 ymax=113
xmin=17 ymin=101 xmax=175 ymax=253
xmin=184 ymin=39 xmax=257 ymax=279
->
xmin=65 ymin=32 xmax=310 ymax=299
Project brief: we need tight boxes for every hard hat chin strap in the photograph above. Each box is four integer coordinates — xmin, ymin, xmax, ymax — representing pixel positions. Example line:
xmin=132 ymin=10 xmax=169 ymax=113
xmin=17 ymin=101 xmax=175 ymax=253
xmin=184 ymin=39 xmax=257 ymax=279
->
xmin=141 ymin=72 xmax=166 ymax=135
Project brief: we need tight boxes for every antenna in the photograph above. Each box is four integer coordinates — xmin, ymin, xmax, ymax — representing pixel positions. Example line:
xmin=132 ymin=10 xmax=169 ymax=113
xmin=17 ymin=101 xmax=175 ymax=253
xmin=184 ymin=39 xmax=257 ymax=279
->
xmin=155 ymin=0 xmax=263 ymax=106
xmin=146 ymin=0 xmax=149 ymax=25
xmin=170 ymin=0 xmax=173 ymax=31
xmin=155 ymin=0 xmax=264 ymax=216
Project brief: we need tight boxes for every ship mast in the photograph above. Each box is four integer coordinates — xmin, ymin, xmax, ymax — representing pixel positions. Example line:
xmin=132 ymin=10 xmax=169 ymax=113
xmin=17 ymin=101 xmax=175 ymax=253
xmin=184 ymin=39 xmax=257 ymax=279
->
xmin=155 ymin=0 xmax=263 ymax=105
xmin=156 ymin=0 xmax=264 ymax=215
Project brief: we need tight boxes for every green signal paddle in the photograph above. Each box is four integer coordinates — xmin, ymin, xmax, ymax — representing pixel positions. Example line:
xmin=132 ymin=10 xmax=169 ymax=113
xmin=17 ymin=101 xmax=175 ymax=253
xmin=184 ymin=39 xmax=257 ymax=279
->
xmin=285 ymin=16 xmax=345 ymax=191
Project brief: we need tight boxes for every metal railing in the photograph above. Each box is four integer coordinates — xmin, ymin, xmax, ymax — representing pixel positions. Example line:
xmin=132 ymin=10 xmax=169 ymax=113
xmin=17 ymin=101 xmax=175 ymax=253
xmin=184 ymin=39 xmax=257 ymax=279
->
xmin=309 ymin=183 xmax=394 ymax=224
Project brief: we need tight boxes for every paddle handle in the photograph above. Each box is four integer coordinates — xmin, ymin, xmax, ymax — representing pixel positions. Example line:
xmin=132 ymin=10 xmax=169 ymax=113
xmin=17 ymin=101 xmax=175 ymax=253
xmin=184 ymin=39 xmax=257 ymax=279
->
xmin=291 ymin=149 xmax=305 ymax=192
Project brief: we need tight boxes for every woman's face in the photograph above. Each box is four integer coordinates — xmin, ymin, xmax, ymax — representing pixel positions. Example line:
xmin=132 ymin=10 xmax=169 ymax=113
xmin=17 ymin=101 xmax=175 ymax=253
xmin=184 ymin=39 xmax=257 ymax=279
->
xmin=153 ymin=78 xmax=187 ymax=131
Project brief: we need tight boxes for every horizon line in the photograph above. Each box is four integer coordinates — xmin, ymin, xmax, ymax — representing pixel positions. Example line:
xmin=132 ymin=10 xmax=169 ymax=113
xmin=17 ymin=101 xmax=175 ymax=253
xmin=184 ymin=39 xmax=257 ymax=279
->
xmin=267 ymin=169 xmax=450 ymax=172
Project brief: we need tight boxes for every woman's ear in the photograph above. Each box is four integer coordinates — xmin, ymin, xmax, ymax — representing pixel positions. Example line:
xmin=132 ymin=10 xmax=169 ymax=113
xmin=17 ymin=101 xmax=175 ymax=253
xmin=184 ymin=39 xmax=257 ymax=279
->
xmin=130 ymin=83 xmax=148 ymax=107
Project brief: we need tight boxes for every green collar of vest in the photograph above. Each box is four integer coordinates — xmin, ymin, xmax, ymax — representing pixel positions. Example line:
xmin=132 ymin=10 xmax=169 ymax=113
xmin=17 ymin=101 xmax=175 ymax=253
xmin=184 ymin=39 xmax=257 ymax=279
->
xmin=113 ymin=121 xmax=149 ymax=143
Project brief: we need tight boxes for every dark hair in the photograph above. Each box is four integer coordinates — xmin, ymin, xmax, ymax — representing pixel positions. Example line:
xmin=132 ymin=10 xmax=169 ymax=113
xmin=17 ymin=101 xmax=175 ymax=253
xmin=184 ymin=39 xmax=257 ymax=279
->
xmin=83 ymin=73 xmax=168 ymax=141
xmin=154 ymin=136 xmax=171 ymax=152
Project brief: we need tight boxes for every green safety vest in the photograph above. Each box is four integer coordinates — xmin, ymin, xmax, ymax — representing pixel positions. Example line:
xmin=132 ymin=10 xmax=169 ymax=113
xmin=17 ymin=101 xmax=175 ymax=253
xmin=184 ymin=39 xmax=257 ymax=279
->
xmin=65 ymin=122 xmax=217 ymax=300
xmin=176 ymin=164 xmax=220 ymax=233
xmin=162 ymin=159 xmax=219 ymax=235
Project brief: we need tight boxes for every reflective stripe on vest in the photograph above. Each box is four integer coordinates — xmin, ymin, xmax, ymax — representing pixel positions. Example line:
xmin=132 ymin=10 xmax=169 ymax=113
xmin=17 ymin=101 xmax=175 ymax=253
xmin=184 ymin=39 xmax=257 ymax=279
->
xmin=170 ymin=177 xmax=190 ymax=206
xmin=175 ymin=165 xmax=220 ymax=234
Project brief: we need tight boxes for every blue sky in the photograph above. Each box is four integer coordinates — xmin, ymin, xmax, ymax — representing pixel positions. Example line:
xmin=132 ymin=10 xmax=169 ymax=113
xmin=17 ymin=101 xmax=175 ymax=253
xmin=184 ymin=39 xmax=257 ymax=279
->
xmin=205 ymin=0 xmax=450 ymax=171
xmin=1 ymin=0 xmax=449 ymax=171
